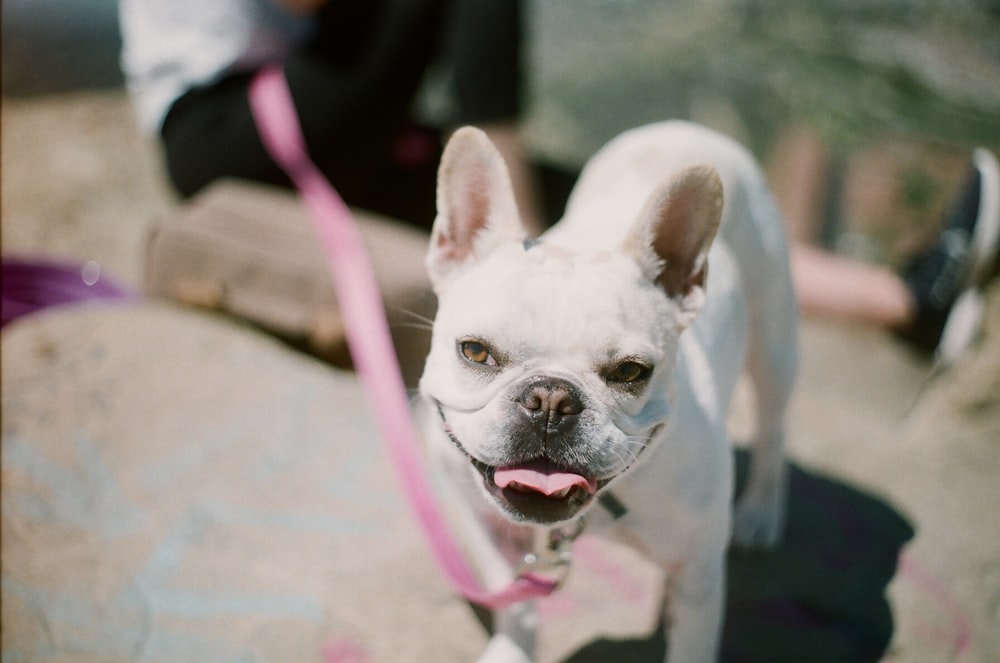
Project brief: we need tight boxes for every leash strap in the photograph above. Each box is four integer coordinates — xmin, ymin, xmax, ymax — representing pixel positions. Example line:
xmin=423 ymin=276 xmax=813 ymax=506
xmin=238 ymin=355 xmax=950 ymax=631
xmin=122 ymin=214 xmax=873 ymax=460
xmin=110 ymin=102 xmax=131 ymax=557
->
xmin=247 ymin=67 xmax=556 ymax=608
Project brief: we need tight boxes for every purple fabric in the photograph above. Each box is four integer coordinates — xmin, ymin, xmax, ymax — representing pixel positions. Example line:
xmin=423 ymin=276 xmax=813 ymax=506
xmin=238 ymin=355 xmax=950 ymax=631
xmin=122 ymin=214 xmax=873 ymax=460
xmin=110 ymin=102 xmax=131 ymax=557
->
xmin=2 ymin=257 xmax=136 ymax=328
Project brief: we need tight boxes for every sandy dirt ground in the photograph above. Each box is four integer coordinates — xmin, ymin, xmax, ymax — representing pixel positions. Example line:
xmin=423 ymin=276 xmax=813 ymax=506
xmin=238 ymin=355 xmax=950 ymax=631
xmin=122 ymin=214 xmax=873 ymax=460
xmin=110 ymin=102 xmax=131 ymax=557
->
xmin=3 ymin=80 xmax=999 ymax=662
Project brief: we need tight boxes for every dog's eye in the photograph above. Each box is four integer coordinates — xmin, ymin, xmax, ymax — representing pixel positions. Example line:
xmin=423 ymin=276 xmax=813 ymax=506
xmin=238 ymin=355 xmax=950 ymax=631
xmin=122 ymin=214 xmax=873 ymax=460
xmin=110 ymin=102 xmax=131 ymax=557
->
xmin=606 ymin=361 xmax=650 ymax=384
xmin=460 ymin=340 xmax=496 ymax=367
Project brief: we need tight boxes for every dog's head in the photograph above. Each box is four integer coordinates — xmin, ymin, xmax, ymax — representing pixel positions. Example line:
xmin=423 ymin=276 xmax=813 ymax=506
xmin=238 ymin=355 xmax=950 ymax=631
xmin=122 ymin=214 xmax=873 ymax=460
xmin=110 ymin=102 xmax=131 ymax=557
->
xmin=420 ymin=127 xmax=723 ymax=525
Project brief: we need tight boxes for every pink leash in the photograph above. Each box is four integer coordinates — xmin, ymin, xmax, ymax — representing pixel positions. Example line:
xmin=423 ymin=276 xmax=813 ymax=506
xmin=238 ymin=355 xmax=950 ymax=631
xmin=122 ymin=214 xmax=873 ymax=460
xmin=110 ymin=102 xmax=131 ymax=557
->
xmin=247 ymin=67 xmax=557 ymax=608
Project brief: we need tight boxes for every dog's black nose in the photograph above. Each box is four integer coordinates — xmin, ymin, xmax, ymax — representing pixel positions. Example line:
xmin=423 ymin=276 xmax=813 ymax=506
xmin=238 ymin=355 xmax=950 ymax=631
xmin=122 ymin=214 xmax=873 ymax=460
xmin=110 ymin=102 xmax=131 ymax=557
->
xmin=516 ymin=377 xmax=584 ymax=430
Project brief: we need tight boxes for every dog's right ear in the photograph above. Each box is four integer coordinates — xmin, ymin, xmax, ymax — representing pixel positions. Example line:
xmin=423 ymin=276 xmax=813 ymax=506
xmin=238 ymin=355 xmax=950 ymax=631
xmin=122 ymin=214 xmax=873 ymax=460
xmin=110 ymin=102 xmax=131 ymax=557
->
xmin=427 ymin=127 xmax=525 ymax=287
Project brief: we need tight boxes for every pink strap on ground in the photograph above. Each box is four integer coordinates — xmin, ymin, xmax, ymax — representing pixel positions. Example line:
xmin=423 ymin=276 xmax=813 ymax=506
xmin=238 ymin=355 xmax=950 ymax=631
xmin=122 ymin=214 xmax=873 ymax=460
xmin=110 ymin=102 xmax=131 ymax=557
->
xmin=247 ymin=67 xmax=555 ymax=609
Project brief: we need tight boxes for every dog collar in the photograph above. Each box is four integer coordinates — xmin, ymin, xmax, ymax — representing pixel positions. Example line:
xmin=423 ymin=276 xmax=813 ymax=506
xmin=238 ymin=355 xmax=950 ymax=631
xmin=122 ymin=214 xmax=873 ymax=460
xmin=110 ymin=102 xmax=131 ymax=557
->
xmin=517 ymin=518 xmax=585 ymax=590
xmin=515 ymin=491 xmax=628 ymax=590
xmin=598 ymin=491 xmax=629 ymax=519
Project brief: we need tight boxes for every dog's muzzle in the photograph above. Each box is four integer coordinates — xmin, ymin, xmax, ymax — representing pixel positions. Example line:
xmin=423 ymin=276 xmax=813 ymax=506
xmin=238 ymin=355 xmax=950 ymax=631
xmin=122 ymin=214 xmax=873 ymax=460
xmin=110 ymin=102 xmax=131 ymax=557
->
xmin=435 ymin=380 xmax=610 ymax=525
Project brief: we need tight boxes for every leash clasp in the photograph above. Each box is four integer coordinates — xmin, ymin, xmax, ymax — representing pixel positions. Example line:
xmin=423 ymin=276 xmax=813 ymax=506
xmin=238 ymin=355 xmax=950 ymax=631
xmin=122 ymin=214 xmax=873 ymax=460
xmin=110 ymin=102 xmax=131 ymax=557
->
xmin=516 ymin=518 xmax=585 ymax=590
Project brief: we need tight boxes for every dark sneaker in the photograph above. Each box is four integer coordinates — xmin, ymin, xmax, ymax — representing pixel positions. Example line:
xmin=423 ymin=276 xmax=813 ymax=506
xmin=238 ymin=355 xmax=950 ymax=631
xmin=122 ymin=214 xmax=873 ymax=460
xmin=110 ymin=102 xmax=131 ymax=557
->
xmin=898 ymin=148 xmax=1000 ymax=360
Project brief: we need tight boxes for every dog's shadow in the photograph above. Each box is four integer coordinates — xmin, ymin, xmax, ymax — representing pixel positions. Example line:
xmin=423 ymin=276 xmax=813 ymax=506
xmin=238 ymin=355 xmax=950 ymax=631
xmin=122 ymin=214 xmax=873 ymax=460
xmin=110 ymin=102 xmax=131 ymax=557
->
xmin=563 ymin=450 xmax=914 ymax=663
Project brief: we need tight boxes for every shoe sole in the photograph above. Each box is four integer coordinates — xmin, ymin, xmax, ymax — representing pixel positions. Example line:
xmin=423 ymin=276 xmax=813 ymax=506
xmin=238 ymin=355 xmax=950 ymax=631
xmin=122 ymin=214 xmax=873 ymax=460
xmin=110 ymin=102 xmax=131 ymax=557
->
xmin=935 ymin=148 xmax=1000 ymax=364
xmin=968 ymin=147 xmax=1000 ymax=285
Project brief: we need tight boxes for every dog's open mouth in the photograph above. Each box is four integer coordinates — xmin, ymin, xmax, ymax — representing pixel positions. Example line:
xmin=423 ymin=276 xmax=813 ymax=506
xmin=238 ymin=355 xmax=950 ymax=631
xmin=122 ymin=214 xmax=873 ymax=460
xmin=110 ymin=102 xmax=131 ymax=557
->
xmin=470 ymin=455 xmax=602 ymax=524
xmin=435 ymin=403 xmax=605 ymax=523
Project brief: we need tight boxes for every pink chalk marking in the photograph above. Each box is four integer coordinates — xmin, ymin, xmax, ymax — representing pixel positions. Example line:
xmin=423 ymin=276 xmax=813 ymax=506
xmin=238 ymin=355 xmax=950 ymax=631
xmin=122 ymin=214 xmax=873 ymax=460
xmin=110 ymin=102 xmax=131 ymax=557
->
xmin=322 ymin=640 xmax=370 ymax=663
xmin=898 ymin=548 xmax=972 ymax=656
xmin=540 ymin=538 xmax=655 ymax=619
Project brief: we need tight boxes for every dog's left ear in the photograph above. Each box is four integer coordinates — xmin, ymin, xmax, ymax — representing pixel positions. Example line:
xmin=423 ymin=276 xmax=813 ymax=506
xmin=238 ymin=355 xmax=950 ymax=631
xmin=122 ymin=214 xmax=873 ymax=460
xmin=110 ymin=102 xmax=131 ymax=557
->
xmin=626 ymin=165 xmax=723 ymax=327
xmin=427 ymin=126 xmax=525 ymax=287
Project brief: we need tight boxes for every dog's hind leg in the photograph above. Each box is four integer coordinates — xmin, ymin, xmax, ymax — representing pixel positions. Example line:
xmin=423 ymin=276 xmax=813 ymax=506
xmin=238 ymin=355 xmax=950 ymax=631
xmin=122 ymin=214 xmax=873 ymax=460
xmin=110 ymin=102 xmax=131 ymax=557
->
xmin=723 ymin=166 xmax=799 ymax=548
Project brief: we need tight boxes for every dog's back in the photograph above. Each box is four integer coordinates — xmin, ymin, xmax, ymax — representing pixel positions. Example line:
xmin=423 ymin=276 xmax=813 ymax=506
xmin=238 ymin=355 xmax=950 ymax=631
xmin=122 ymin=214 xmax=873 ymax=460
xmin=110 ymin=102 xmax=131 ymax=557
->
xmin=548 ymin=120 xmax=798 ymax=546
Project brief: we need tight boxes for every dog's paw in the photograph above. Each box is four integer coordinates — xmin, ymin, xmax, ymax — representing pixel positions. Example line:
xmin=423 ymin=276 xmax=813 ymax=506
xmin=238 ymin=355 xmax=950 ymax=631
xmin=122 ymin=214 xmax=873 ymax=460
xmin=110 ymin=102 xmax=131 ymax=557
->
xmin=733 ymin=434 xmax=788 ymax=549
xmin=732 ymin=492 xmax=784 ymax=548
xmin=732 ymin=467 xmax=787 ymax=548
xmin=476 ymin=634 xmax=533 ymax=663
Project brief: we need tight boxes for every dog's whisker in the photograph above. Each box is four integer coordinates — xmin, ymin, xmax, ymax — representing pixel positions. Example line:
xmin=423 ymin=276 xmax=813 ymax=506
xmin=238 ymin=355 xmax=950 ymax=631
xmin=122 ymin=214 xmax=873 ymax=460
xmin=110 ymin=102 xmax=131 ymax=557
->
xmin=389 ymin=306 xmax=436 ymax=328
xmin=390 ymin=320 xmax=435 ymax=332
xmin=606 ymin=439 xmax=642 ymax=470
xmin=616 ymin=436 xmax=652 ymax=467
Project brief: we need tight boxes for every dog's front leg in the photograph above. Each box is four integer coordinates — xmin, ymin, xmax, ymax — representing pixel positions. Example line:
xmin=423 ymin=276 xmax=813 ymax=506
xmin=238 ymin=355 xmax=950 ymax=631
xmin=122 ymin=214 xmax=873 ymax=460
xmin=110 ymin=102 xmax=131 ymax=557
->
xmin=447 ymin=498 xmax=538 ymax=662
xmin=474 ymin=530 xmax=538 ymax=663
xmin=478 ymin=600 xmax=537 ymax=663
xmin=663 ymin=551 xmax=725 ymax=663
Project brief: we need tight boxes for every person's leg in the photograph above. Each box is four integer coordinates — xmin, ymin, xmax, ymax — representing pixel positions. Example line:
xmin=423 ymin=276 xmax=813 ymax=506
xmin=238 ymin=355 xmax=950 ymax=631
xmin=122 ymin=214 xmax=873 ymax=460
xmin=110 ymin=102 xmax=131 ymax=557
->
xmin=793 ymin=148 xmax=1000 ymax=359
xmin=450 ymin=0 xmax=521 ymax=126
xmin=160 ymin=0 xmax=448 ymax=221
xmin=287 ymin=0 xmax=448 ymax=194
xmin=447 ymin=0 xmax=544 ymax=233
xmin=161 ymin=72 xmax=290 ymax=198
xmin=895 ymin=148 xmax=999 ymax=354
xmin=791 ymin=243 xmax=915 ymax=327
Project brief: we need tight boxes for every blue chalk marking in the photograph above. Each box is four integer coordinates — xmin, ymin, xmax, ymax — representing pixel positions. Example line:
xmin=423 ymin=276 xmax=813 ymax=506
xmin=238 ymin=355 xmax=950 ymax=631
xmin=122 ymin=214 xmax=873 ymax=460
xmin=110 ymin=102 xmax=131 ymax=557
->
xmin=141 ymin=630 xmax=266 ymax=663
xmin=136 ymin=502 xmax=331 ymax=622
xmin=140 ymin=411 xmax=264 ymax=494
xmin=141 ymin=587 xmax=323 ymax=621
xmin=2 ymin=574 xmax=148 ymax=660
xmin=1 ymin=433 xmax=142 ymax=538
xmin=243 ymin=382 xmax=328 ymax=484
xmin=1 ymin=376 xmax=403 ymax=662
xmin=204 ymin=501 xmax=386 ymax=534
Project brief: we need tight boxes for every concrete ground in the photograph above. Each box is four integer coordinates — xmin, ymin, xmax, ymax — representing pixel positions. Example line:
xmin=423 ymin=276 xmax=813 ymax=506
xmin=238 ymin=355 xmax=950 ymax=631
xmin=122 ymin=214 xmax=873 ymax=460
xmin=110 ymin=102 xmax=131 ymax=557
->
xmin=3 ymin=2 xmax=999 ymax=661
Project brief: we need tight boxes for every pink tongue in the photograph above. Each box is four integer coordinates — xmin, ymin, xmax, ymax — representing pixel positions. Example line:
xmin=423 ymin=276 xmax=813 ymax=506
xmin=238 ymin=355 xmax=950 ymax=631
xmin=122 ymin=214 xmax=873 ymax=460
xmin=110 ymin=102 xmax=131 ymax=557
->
xmin=493 ymin=460 xmax=596 ymax=496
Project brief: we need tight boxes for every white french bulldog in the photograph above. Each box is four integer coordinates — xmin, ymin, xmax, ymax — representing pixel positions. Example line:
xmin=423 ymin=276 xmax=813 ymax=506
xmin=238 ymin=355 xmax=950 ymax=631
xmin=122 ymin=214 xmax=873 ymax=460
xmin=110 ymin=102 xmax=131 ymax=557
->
xmin=418 ymin=121 xmax=798 ymax=663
